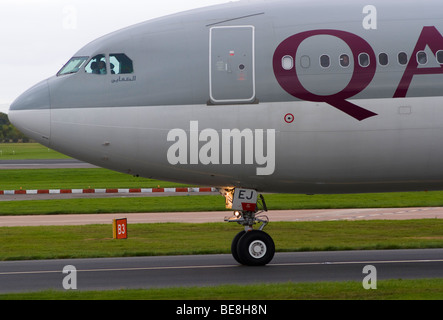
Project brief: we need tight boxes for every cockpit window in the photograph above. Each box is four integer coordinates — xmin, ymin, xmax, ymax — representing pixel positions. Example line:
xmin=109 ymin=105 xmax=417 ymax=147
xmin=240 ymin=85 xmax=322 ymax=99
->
xmin=85 ymin=54 xmax=107 ymax=75
xmin=57 ymin=54 xmax=133 ymax=76
xmin=110 ymin=53 xmax=134 ymax=74
xmin=57 ymin=56 xmax=88 ymax=76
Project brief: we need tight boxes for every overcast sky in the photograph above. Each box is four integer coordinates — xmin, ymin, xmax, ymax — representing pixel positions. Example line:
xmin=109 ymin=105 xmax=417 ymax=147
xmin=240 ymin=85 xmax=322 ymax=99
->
xmin=0 ymin=0 xmax=232 ymax=113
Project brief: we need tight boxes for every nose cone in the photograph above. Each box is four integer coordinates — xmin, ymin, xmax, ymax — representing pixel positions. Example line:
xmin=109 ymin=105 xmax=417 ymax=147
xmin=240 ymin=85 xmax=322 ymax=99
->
xmin=9 ymin=80 xmax=51 ymax=146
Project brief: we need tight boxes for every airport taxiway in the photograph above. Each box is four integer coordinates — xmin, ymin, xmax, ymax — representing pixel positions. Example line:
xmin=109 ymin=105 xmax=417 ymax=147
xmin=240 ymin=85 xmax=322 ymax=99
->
xmin=0 ymin=159 xmax=97 ymax=169
xmin=0 ymin=249 xmax=442 ymax=293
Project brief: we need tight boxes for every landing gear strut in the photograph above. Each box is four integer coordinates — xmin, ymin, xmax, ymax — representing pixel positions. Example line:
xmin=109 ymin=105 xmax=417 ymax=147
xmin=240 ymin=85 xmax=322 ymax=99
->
xmin=221 ymin=188 xmax=275 ymax=266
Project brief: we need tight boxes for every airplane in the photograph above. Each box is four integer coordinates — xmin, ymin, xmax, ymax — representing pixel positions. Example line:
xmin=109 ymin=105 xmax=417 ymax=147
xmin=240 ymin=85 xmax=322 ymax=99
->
xmin=9 ymin=0 xmax=443 ymax=266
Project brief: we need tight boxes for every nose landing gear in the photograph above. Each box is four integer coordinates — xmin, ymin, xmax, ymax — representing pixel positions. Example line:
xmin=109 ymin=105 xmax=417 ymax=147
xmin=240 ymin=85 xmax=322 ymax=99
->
xmin=222 ymin=189 xmax=275 ymax=266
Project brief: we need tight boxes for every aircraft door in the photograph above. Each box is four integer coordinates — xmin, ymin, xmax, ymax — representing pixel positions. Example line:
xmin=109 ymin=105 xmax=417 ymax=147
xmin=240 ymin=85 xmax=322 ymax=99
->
xmin=210 ymin=26 xmax=256 ymax=104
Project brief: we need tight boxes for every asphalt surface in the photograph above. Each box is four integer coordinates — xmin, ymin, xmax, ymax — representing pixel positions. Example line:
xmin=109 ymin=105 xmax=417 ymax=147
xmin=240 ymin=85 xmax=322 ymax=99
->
xmin=0 ymin=159 xmax=97 ymax=169
xmin=0 ymin=249 xmax=442 ymax=293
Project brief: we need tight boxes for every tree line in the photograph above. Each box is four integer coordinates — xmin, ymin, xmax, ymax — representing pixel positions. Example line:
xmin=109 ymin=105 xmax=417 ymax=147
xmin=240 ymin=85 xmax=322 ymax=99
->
xmin=0 ymin=112 xmax=31 ymax=142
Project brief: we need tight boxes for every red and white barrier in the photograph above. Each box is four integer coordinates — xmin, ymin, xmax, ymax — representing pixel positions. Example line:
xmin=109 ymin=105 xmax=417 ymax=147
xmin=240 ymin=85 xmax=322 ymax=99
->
xmin=0 ymin=187 xmax=217 ymax=195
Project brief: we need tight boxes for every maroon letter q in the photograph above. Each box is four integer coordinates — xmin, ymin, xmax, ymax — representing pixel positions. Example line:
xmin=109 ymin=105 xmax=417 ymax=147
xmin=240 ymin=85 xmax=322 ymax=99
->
xmin=273 ymin=30 xmax=377 ymax=121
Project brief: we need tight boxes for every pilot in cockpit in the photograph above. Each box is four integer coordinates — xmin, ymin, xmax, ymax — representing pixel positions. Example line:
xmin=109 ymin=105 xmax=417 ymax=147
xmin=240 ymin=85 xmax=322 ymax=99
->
xmin=90 ymin=62 xmax=99 ymax=74
xmin=98 ymin=61 xmax=107 ymax=74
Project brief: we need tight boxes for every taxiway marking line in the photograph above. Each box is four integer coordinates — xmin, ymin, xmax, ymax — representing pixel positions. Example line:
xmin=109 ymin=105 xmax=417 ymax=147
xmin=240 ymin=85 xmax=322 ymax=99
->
xmin=1 ymin=259 xmax=442 ymax=276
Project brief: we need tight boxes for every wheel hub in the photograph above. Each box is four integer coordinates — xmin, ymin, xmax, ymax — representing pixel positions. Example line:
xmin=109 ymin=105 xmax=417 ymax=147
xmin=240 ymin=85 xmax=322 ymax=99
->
xmin=249 ymin=240 xmax=267 ymax=259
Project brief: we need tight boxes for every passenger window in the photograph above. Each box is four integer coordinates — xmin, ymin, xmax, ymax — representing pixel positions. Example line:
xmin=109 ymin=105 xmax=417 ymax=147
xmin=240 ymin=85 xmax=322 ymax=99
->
xmin=320 ymin=55 xmax=330 ymax=68
xmin=109 ymin=53 xmax=134 ymax=74
xmin=359 ymin=53 xmax=370 ymax=67
xmin=300 ymin=55 xmax=310 ymax=69
xmin=437 ymin=50 xmax=443 ymax=64
xmin=281 ymin=55 xmax=294 ymax=70
xmin=378 ymin=53 xmax=389 ymax=66
xmin=398 ymin=52 xmax=408 ymax=65
xmin=340 ymin=54 xmax=350 ymax=67
xmin=85 ymin=54 xmax=107 ymax=75
xmin=417 ymin=51 xmax=427 ymax=65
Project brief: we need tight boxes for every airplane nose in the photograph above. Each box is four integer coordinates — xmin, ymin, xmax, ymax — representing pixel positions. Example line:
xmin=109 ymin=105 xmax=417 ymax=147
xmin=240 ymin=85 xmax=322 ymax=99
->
xmin=8 ymin=80 xmax=51 ymax=146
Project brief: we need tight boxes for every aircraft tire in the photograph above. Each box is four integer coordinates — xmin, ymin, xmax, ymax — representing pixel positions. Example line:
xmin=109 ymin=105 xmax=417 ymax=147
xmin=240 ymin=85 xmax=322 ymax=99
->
xmin=236 ymin=230 xmax=275 ymax=266
xmin=231 ymin=231 xmax=246 ymax=264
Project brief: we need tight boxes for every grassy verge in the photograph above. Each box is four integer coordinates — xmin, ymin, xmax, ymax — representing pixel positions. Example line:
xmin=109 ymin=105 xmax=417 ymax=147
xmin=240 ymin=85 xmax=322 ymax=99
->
xmin=0 ymin=196 xmax=226 ymax=215
xmin=1 ymin=220 xmax=442 ymax=261
xmin=0 ymin=143 xmax=69 ymax=160
xmin=2 ymin=191 xmax=443 ymax=216
xmin=0 ymin=168 xmax=193 ymax=190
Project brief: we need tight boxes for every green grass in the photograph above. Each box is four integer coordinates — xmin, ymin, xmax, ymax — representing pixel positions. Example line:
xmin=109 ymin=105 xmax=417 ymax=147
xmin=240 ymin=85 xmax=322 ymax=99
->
xmin=1 ymin=279 xmax=442 ymax=300
xmin=2 ymin=191 xmax=443 ymax=216
xmin=0 ymin=196 xmax=227 ymax=216
xmin=2 ymin=166 xmax=443 ymax=216
xmin=0 ymin=220 xmax=442 ymax=261
xmin=0 ymin=168 xmax=194 ymax=190
xmin=0 ymin=143 xmax=70 ymax=160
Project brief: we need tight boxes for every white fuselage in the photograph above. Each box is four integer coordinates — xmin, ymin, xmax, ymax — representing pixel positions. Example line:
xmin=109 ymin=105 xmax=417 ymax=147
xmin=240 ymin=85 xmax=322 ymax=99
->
xmin=9 ymin=0 xmax=443 ymax=194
